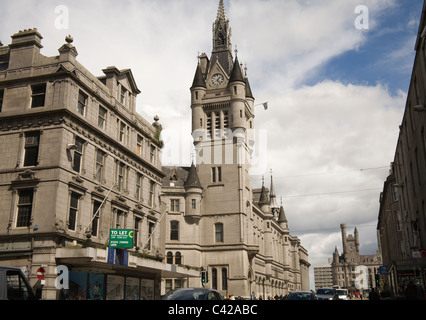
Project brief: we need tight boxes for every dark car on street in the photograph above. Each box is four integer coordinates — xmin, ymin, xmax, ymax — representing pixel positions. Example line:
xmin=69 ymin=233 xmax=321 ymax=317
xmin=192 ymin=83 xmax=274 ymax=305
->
xmin=162 ymin=287 xmax=225 ymax=300
xmin=287 ymin=291 xmax=317 ymax=300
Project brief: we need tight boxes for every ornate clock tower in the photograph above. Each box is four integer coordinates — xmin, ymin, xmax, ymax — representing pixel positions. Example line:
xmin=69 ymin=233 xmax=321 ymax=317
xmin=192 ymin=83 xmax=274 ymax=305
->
xmin=162 ymin=0 xmax=310 ymax=297
xmin=190 ymin=0 xmax=255 ymax=219
xmin=188 ymin=0 xmax=258 ymax=295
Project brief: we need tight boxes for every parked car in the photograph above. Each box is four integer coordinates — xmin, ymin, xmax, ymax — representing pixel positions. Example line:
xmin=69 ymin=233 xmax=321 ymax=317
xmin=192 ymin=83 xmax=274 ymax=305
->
xmin=335 ymin=289 xmax=349 ymax=300
xmin=287 ymin=291 xmax=317 ymax=300
xmin=0 ymin=266 xmax=37 ymax=300
xmin=316 ymin=288 xmax=336 ymax=300
xmin=162 ymin=287 xmax=225 ymax=300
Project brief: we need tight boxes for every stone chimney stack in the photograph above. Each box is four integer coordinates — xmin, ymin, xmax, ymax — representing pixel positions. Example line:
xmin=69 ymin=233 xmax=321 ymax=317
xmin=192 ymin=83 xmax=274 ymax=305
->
xmin=8 ymin=28 xmax=43 ymax=69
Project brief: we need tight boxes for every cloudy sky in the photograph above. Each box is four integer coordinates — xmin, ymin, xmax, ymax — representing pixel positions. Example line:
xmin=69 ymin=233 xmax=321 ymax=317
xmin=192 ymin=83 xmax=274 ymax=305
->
xmin=1 ymin=0 xmax=423 ymax=288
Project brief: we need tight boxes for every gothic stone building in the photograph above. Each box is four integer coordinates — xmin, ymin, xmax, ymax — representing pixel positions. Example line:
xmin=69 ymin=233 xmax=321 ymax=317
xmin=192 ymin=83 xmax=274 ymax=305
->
xmin=332 ymin=224 xmax=382 ymax=290
xmin=0 ymin=29 xmax=197 ymax=300
xmin=161 ymin=1 xmax=310 ymax=298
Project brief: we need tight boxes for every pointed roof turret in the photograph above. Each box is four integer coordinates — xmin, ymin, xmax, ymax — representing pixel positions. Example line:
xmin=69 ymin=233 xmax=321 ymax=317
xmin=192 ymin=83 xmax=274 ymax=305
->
xmin=229 ymin=56 xmax=244 ymax=83
xmin=184 ymin=163 xmax=202 ymax=189
xmin=278 ymin=205 xmax=288 ymax=224
xmin=269 ymin=174 xmax=279 ymax=209
xmin=191 ymin=63 xmax=206 ymax=89
xmin=245 ymin=76 xmax=254 ymax=99
xmin=216 ymin=0 xmax=227 ymax=21
xmin=258 ymin=177 xmax=269 ymax=206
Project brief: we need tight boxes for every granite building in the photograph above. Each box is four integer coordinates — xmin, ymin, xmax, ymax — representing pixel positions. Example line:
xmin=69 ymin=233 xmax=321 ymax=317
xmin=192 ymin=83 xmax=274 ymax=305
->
xmin=377 ymin=0 xmax=426 ymax=295
xmin=332 ymin=224 xmax=382 ymax=290
xmin=0 ymin=29 xmax=197 ymax=300
xmin=160 ymin=1 xmax=310 ymax=298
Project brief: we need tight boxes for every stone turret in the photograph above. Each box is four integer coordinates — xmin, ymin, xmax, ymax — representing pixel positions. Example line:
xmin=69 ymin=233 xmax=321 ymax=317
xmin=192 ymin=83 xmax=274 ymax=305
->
xmin=184 ymin=163 xmax=203 ymax=219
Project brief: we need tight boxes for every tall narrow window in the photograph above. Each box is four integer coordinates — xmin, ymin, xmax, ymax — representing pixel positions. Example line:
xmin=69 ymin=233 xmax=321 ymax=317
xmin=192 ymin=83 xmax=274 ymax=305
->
xmin=215 ymin=112 xmax=220 ymax=137
xmin=215 ymin=223 xmax=224 ymax=242
xmin=224 ymin=112 xmax=229 ymax=129
xmin=72 ymin=137 xmax=84 ymax=173
xmin=222 ymin=268 xmax=228 ymax=290
xmin=98 ymin=106 xmax=107 ymax=129
xmin=211 ymin=167 xmax=222 ymax=183
xmin=134 ymin=216 xmax=142 ymax=247
xmin=68 ymin=192 xmax=80 ymax=231
xmin=170 ymin=221 xmax=179 ymax=241
xmin=77 ymin=90 xmax=87 ymax=116
xmin=175 ymin=252 xmax=182 ymax=265
xmin=147 ymin=222 xmax=154 ymax=250
xmin=31 ymin=84 xmax=46 ymax=108
xmin=0 ymin=89 xmax=4 ymax=112
xmin=117 ymin=162 xmax=125 ymax=192
xmin=115 ymin=209 xmax=125 ymax=229
xmin=119 ymin=122 xmax=126 ymax=143
xmin=207 ymin=113 xmax=212 ymax=138
xmin=137 ymin=135 xmax=143 ymax=156
xmin=212 ymin=268 xmax=218 ymax=290
xmin=167 ymin=252 xmax=173 ymax=264
xmin=135 ymin=173 xmax=142 ymax=201
xmin=16 ymin=190 xmax=33 ymax=227
xmin=120 ymin=86 xmax=127 ymax=105
xmin=91 ymin=201 xmax=101 ymax=237
xmin=150 ymin=145 xmax=155 ymax=163
xmin=23 ymin=132 xmax=40 ymax=167
xmin=95 ymin=149 xmax=105 ymax=183
xmin=149 ymin=181 xmax=155 ymax=207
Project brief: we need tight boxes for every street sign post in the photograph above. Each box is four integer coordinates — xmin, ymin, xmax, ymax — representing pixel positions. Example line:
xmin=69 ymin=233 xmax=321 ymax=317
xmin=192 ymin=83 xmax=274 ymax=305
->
xmin=109 ymin=229 xmax=134 ymax=249
xmin=36 ymin=267 xmax=46 ymax=280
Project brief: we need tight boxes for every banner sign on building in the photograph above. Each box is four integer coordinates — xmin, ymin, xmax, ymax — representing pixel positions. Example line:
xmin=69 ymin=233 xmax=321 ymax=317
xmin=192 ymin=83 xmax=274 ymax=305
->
xmin=109 ymin=229 xmax=134 ymax=249
xmin=107 ymin=248 xmax=129 ymax=267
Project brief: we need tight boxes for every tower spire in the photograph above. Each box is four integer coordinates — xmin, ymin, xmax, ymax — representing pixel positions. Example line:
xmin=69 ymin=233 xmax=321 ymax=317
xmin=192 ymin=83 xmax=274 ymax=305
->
xmin=217 ymin=0 xmax=227 ymax=21
xmin=269 ymin=172 xmax=279 ymax=210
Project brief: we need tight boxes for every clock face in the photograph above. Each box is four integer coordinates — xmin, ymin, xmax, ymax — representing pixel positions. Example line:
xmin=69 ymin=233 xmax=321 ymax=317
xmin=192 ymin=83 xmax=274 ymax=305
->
xmin=211 ymin=73 xmax=224 ymax=86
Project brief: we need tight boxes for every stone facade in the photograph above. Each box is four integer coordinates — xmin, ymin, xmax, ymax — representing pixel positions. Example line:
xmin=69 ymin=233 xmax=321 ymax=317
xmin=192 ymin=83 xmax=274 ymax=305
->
xmin=377 ymin=0 xmax=426 ymax=295
xmin=0 ymin=29 xmax=197 ymax=300
xmin=161 ymin=1 xmax=310 ymax=298
xmin=332 ymin=224 xmax=382 ymax=290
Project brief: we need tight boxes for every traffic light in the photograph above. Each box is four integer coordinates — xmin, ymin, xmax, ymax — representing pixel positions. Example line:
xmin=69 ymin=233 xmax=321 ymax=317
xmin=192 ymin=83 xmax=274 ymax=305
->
xmin=201 ymin=270 xmax=208 ymax=285
xmin=375 ymin=274 xmax=380 ymax=287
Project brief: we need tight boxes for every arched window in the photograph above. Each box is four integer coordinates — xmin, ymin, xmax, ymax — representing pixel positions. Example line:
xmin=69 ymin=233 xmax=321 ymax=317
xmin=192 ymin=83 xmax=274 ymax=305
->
xmin=175 ymin=252 xmax=182 ymax=265
xmin=222 ymin=268 xmax=228 ymax=290
xmin=212 ymin=268 xmax=218 ymax=290
xmin=166 ymin=251 xmax=173 ymax=264
xmin=170 ymin=221 xmax=179 ymax=241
